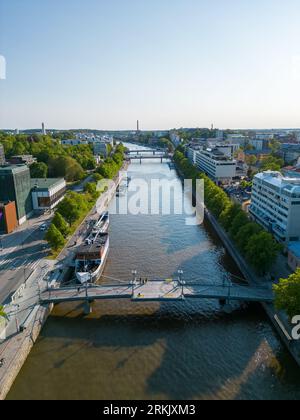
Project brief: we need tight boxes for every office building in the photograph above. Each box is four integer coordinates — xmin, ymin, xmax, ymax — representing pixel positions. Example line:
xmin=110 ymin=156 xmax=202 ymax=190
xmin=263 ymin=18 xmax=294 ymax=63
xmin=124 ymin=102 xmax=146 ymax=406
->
xmin=195 ymin=148 xmax=237 ymax=184
xmin=31 ymin=178 xmax=66 ymax=211
xmin=249 ymin=171 xmax=300 ymax=243
xmin=0 ymin=165 xmax=33 ymax=225
xmin=8 ymin=155 xmax=37 ymax=166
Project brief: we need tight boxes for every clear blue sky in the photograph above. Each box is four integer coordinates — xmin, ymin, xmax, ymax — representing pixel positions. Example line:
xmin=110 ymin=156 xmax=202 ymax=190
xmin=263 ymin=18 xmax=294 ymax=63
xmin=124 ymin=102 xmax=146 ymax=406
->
xmin=1 ymin=0 xmax=300 ymax=130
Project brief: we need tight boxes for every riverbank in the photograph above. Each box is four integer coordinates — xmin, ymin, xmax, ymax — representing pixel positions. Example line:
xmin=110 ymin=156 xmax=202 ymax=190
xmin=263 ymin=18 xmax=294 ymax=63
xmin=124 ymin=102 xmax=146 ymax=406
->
xmin=0 ymin=163 xmax=128 ymax=400
xmin=175 ymin=163 xmax=300 ymax=368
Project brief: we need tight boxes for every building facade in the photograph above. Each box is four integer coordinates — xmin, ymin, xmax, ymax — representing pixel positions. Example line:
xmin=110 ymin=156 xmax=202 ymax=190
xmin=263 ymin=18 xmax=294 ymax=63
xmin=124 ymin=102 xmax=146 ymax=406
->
xmin=195 ymin=149 xmax=237 ymax=184
xmin=0 ymin=201 xmax=18 ymax=234
xmin=31 ymin=178 xmax=66 ymax=211
xmin=0 ymin=165 xmax=33 ymax=225
xmin=249 ymin=171 xmax=300 ymax=244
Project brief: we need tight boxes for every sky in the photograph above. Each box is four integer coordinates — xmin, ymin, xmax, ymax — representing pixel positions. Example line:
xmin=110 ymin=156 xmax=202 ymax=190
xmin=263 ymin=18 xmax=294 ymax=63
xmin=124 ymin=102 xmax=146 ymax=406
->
xmin=1 ymin=0 xmax=300 ymax=130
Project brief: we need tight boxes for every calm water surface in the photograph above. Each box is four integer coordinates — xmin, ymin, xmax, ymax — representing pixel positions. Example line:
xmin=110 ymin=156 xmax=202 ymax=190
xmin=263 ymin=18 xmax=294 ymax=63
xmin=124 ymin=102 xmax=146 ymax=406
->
xmin=7 ymin=145 xmax=300 ymax=400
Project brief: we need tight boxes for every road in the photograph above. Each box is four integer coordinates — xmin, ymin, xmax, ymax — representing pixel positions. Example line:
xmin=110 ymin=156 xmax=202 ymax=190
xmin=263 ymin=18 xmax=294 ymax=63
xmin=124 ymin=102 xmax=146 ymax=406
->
xmin=0 ymin=214 xmax=52 ymax=304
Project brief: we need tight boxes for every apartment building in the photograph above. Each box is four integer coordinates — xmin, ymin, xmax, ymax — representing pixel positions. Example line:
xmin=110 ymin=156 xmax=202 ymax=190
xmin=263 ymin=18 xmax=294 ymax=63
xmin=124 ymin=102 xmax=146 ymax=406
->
xmin=249 ymin=171 xmax=300 ymax=244
xmin=195 ymin=148 xmax=237 ymax=184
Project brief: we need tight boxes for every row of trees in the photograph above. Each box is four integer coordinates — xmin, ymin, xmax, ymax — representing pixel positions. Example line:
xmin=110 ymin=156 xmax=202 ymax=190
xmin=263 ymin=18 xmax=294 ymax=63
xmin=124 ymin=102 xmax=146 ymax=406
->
xmin=45 ymin=144 xmax=126 ymax=253
xmin=174 ymin=150 xmax=281 ymax=274
xmin=0 ymin=132 xmax=96 ymax=182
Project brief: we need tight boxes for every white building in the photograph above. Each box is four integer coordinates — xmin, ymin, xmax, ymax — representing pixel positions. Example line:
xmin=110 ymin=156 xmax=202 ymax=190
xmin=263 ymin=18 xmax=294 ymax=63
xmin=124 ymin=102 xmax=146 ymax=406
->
xmin=186 ymin=145 xmax=203 ymax=165
xmin=195 ymin=148 xmax=237 ymax=184
xmin=249 ymin=171 xmax=300 ymax=243
xmin=226 ymin=134 xmax=248 ymax=147
xmin=31 ymin=178 xmax=66 ymax=211
xmin=61 ymin=139 xmax=88 ymax=146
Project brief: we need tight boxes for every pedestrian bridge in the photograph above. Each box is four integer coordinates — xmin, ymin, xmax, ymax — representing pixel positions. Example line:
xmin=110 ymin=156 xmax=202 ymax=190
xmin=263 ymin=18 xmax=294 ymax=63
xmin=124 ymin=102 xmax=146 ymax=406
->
xmin=40 ymin=279 xmax=274 ymax=310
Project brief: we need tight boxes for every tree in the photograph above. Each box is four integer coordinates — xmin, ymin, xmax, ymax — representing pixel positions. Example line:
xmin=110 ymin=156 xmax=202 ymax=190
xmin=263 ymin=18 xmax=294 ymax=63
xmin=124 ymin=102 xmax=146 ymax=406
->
xmin=274 ymin=269 xmax=300 ymax=319
xmin=30 ymin=162 xmax=48 ymax=178
xmin=57 ymin=191 xmax=88 ymax=225
xmin=245 ymin=231 xmax=281 ymax=273
xmin=234 ymin=222 xmax=263 ymax=253
xmin=261 ymin=156 xmax=284 ymax=172
xmin=45 ymin=224 xmax=65 ymax=251
xmin=229 ymin=211 xmax=250 ymax=239
xmin=0 ymin=305 xmax=8 ymax=320
xmin=52 ymin=212 xmax=70 ymax=238
xmin=219 ymin=203 xmax=242 ymax=231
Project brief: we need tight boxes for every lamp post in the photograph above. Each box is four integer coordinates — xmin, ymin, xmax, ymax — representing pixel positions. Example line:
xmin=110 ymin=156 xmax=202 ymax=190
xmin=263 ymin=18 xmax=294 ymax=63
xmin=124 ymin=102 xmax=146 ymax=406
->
xmin=131 ymin=270 xmax=137 ymax=297
xmin=178 ymin=270 xmax=184 ymax=297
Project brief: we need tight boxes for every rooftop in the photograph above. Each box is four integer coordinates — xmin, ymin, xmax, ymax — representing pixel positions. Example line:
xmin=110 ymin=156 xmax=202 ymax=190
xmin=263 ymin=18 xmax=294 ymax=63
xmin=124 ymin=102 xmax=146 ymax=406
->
xmin=0 ymin=164 xmax=29 ymax=174
xmin=254 ymin=171 xmax=300 ymax=194
xmin=31 ymin=178 xmax=65 ymax=191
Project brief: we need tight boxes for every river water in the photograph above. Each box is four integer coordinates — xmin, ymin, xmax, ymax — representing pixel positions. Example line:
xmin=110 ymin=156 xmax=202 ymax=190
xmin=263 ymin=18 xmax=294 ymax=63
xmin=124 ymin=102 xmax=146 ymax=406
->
xmin=7 ymin=145 xmax=300 ymax=400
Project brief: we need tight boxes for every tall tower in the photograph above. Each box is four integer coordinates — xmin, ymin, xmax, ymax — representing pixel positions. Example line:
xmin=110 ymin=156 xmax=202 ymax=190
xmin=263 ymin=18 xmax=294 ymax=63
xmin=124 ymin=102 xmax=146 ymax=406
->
xmin=42 ymin=122 xmax=46 ymax=135
xmin=137 ymin=120 xmax=140 ymax=133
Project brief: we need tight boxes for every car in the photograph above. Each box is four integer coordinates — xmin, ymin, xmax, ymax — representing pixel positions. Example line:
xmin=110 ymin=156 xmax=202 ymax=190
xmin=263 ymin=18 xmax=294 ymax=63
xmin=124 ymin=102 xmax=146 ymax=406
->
xmin=40 ymin=224 xmax=48 ymax=232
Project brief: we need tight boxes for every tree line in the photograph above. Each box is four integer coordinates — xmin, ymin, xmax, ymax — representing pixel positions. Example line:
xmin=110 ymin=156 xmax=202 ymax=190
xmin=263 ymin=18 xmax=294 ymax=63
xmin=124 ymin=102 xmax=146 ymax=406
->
xmin=0 ymin=132 xmax=96 ymax=182
xmin=45 ymin=146 xmax=125 ymax=254
xmin=173 ymin=149 xmax=282 ymax=274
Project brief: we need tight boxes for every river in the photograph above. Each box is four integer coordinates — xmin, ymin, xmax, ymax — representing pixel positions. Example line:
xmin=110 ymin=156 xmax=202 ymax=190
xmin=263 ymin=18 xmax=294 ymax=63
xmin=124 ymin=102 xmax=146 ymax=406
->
xmin=7 ymin=144 xmax=300 ymax=400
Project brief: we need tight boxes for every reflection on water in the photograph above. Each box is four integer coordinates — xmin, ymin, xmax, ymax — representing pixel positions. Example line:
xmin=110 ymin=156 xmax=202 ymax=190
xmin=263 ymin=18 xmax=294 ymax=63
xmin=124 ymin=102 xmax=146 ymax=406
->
xmin=7 ymin=145 xmax=300 ymax=400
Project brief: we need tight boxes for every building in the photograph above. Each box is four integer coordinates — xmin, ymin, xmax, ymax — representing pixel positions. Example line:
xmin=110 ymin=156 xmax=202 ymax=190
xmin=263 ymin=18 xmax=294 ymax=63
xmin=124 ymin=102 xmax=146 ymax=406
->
xmin=0 ymin=201 xmax=18 ymax=234
xmin=61 ymin=139 xmax=88 ymax=146
xmin=195 ymin=148 xmax=237 ymax=184
xmin=7 ymin=155 xmax=37 ymax=166
xmin=186 ymin=145 xmax=203 ymax=165
xmin=288 ymin=242 xmax=300 ymax=271
xmin=0 ymin=144 xmax=5 ymax=165
xmin=282 ymin=164 xmax=300 ymax=179
xmin=249 ymin=139 xmax=269 ymax=151
xmin=249 ymin=171 xmax=300 ymax=244
xmin=31 ymin=178 xmax=66 ymax=211
xmin=93 ymin=137 xmax=114 ymax=157
xmin=42 ymin=123 xmax=46 ymax=135
xmin=0 ymin=165 xmax=33 ymax=225
xmin=280 ymin=144 xmax=300 ymax=165
xmin=226 ymin=134 xmax=248 ymax=147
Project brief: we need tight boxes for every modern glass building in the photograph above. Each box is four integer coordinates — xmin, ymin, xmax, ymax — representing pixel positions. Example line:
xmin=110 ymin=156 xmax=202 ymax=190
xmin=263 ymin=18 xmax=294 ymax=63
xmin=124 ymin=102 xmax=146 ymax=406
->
xmin=0 ymin=165 xmax=33 ymax=225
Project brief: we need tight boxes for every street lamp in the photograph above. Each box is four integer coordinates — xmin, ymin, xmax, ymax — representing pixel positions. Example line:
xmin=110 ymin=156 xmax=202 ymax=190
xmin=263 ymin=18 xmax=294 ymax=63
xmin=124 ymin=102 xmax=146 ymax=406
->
xmin=178 ymin=270 xmax=184 ymax=297
xmin=131 ymin=270 xmax=137 ymax=296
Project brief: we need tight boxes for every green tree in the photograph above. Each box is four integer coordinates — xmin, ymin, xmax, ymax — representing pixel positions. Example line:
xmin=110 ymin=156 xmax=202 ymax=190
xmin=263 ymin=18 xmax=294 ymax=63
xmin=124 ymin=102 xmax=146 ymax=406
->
xmin=57 ymin=192 xmax=88 ymax=225
xmin=234 ymin=222 xmax=263 ymax=253
xmin=52 ymin=212 xmax=70 ymax=238
xmin=274 ymin=269 xmax=300 ymax=319
xmin=229 ymin=211 xmax=250 ymax=239
xmin=0 ymin=305 xmax=8 ymax=320
xmin=45 ymin=224 xmax=65 ymax=251
xmin=245 ymin=231 xmax=281 ymax=273
xmin=219 ymin=203 xmax=242 ymax=231
xmin=30 ymin=162 xmax=48 ymax=178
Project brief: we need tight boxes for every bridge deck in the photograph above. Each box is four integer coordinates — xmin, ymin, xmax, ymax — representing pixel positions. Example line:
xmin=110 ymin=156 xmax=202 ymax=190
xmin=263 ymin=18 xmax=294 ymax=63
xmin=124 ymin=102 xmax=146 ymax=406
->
xmin=41 ymin=280 xmax=274 ymax=305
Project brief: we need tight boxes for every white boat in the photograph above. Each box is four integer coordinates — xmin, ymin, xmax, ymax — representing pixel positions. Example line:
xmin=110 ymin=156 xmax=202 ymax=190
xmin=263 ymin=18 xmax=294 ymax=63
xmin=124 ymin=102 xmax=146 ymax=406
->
xmin=75 ymin=233 xmax=109 ymax=284
xmin=75 ymin=212 xmax=110 ymax=284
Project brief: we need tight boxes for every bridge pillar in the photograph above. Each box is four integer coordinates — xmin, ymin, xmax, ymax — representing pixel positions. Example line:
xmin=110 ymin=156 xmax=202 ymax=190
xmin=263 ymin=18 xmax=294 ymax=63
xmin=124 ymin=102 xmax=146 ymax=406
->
xmin=84 ymin=301 xmax=92 ymax=315
xmin=140 ymin=158 xmax=142 ymax=165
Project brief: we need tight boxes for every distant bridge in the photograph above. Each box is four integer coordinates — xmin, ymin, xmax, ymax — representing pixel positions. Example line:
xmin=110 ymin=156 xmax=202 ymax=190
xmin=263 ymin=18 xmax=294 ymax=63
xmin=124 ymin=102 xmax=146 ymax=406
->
xmin=126 ymin=149 xmax=166 ymax=155
xmin=126 ymin=152 xmax=171 ymax=163
xmin=41 ymin=279 xmax=274 ymax=314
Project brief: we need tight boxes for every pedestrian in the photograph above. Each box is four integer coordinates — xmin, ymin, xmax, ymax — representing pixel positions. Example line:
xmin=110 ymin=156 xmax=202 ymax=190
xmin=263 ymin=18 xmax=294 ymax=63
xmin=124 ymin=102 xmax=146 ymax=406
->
xmin=77 ymin=286 xmax=81 ymax=294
